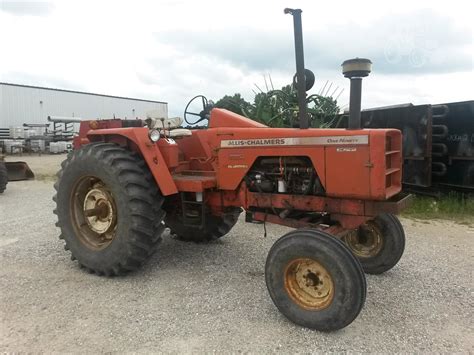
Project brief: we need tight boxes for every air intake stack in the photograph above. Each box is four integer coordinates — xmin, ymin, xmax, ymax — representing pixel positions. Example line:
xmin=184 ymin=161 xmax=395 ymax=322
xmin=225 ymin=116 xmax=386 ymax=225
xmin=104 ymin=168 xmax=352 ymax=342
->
xmin=342 ymin=58 xmax=372 ymax=130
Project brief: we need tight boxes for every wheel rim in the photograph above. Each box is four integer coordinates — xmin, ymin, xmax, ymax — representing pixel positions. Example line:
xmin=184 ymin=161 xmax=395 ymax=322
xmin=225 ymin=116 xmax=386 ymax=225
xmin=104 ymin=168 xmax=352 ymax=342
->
xmin=344 ymin=222 xmax=383 ymax=258
xmin=70 ymin=176 xmax=118 ymax=250
xmin=284 ymin=258 xmax=335 ymax=310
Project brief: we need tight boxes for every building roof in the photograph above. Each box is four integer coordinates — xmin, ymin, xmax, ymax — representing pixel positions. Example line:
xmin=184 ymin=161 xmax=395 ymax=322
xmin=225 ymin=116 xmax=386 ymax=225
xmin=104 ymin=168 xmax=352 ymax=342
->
xmin=0 ymin=82 xmax=167 ymax=105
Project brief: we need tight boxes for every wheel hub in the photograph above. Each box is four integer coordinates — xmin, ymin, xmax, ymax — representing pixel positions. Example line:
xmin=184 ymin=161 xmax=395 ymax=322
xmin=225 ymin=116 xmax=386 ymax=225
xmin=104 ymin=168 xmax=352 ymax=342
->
xmin=83 ymin=188 xmax=115 ymax=234
xmin=70 ymin=177 xmax=118 ymax=250
xmin=284 ymin=258 xmax=334 ymax=310
xmin=344 ymin=222 xmax=383 ymax=258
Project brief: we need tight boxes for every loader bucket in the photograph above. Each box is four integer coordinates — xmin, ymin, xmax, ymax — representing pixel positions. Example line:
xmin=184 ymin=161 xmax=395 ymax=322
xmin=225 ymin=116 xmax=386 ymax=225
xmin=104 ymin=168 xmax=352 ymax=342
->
xmin=5 ymin=162 xmax=35 ymax=181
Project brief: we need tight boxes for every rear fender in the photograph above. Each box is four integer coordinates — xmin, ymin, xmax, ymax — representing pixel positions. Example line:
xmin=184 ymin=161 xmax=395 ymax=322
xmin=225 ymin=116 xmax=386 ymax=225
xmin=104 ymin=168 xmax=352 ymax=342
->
xmin=87 ymin=127 xmax=178 ymax=196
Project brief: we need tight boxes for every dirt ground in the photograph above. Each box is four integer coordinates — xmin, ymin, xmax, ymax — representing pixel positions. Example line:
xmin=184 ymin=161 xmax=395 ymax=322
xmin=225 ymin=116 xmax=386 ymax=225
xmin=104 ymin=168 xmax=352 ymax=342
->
xmin=1 ymin=155 xmax=473 ymax=352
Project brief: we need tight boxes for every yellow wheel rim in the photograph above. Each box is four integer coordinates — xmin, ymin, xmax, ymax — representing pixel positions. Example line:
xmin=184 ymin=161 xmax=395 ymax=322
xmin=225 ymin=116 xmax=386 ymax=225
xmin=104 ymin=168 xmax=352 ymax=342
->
xmin=344 ymin=222 xmax=383 ymax=258
xmin=284 ymin=258 xmax=335 ymax=310
xmin=71 ymin=177 xmax=118 ymax=250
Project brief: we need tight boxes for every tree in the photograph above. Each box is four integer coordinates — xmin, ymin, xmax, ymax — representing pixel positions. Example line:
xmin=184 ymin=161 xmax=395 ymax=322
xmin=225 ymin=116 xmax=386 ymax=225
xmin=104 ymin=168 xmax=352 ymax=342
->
xmin=214 ymin=82 xmax=340 ymax=128
xmin=214 ymin=94 xmax=253 ymax=117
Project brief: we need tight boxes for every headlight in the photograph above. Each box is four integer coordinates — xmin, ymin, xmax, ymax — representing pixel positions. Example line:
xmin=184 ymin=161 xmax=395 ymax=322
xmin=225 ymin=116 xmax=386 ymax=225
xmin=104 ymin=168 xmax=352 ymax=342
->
xmin=148 ymin=129 xmax=160 ymax=142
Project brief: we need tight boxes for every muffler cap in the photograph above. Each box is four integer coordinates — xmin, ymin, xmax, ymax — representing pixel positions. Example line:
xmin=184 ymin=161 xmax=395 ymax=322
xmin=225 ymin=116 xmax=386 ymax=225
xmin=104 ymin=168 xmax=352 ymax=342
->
xmin=342 ymin=58 xmax=372 ymax=78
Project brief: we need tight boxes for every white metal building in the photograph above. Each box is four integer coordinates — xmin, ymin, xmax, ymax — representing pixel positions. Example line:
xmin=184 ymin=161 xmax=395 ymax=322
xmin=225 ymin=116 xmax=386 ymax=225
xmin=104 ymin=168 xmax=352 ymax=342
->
xmin=0 ymin=82 xmax=168 ymax=128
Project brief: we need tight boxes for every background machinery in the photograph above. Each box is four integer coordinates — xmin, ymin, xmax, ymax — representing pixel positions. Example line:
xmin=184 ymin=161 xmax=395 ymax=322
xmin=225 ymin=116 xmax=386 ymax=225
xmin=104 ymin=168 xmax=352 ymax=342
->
xmin=0 ymin=155 xmax=7 ymax=193
xmin=338 ymin=100 xmax=474 ymax=194
xmin=53 ymin=8 xmax=411 ymax=330
xmin=0 ymin=155 xmax=34 ymax=193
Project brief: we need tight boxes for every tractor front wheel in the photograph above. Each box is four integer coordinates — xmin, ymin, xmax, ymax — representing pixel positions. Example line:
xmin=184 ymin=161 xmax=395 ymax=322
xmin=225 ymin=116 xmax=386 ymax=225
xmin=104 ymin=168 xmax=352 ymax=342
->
xmin=342 ymin=214 xmax=405 ymax=274
xmin=265 ymin=229 xmax=366 ymax=331
xmin=54 ymin=143 xmax=165 ymax=275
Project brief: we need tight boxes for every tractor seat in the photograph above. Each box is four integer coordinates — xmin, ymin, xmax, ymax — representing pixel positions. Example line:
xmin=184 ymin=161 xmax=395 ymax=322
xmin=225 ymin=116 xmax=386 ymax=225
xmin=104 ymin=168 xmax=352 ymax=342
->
xmin=145 ymin=111 xmax=192 ymax=138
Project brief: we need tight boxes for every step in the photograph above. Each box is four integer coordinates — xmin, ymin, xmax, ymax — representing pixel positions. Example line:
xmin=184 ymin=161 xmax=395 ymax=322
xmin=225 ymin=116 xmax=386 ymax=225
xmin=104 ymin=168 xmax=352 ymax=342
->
xmin=385 ymin=168 xmax=400 ymax=175
xmin=173 ymin=172 xmax=216 ymax=192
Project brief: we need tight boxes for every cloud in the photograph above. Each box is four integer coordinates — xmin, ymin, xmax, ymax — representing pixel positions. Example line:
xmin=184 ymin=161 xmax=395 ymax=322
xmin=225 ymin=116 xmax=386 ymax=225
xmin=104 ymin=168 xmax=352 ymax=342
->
xmin=155 ymin=9 xmax=472 ymax=76
xmin=0 ymin=1 xmax=471 ymax=120
xmin=0 ymin=1 xmax=54 ymax=16
xmin=1 ymin=71 xmax=85 ymax=91
xmin=154 ymin=29 xmax=293 ymax=72
xmin=134 ymin=51 xmax=274 ymax=117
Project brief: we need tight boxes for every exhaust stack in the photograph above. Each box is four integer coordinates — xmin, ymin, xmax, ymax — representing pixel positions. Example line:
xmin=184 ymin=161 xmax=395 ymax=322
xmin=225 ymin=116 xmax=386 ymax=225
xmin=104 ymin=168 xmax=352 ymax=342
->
xmin=342 ymin=58 xmax=372 ymax=130
xmin=284 ymin=8 xmax=308 ymax=129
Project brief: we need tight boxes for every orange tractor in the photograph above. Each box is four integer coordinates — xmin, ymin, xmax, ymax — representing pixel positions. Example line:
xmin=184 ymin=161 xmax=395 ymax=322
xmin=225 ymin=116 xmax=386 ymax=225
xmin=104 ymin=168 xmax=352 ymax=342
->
xmin=54 ymin=9 xmax=411 ymax=331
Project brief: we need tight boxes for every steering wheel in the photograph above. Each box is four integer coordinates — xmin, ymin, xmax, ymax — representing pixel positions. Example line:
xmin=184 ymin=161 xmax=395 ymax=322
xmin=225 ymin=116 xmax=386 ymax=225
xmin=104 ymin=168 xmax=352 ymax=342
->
xmin=184 ymin=95 xmax=212 ymax=125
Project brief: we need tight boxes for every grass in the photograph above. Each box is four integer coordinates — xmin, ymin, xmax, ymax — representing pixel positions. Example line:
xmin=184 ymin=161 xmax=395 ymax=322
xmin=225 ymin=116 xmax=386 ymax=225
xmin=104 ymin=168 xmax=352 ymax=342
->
xmin=402 ymin=192 xmax=474 ymax=225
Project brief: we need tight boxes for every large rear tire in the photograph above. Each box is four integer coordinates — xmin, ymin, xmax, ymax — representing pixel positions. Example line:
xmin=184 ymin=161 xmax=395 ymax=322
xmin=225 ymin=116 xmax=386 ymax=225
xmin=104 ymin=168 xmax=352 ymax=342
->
xmin=342 ymin=214 xmax=405 ymax=274
xmin=53 ymin=143 xmax=165 ymax=275
xmin=265 ymin=229 xmax=366 ymax=331
xmin=0 ymin=160 xmax=7 ymax=193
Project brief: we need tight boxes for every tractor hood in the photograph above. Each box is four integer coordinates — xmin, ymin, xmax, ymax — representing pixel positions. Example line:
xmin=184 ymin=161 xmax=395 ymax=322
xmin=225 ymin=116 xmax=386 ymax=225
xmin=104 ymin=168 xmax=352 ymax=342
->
xmin=209 ymin=108 xmax=268 ymax=129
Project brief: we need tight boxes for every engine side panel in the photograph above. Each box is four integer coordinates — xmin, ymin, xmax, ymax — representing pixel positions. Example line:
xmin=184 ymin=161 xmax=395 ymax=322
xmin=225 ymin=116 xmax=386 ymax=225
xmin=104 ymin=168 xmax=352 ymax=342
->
xmin=217 ymin=147 xmax=326 ymax=189
xmin=208 ymin=127 xmax=401 ymax=200
xmin=325 ymin=145 xmax=370 ymax=198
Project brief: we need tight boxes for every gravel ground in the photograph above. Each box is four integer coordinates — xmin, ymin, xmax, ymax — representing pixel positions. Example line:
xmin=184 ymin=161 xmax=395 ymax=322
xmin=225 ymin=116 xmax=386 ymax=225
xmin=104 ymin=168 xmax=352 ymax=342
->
xmin=1 ymin=155 xmax=473 ymax=353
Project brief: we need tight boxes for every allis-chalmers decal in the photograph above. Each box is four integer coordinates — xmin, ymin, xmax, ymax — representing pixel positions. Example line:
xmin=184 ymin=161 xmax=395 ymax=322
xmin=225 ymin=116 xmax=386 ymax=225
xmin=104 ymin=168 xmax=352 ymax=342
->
xmin=227 ymin=164 xmax=249 ymax=169
xmin=220 ymin=135 xmax=368 ymax=148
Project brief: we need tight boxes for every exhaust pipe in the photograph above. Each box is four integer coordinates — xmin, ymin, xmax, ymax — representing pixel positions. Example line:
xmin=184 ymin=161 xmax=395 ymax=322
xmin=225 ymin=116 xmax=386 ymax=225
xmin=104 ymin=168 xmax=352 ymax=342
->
xmin=342 ymin=58 xmax=372 ymax=130
xmin=284 ymin=8 xmax=309 ymax=129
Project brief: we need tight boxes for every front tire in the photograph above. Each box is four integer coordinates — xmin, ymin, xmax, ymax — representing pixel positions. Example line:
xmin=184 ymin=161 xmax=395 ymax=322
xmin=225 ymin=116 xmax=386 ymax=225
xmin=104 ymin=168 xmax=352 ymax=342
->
xmin=265 ymin=229 xmax=366 ymax=331
xmin=53 ymin=143 xmax=165 ymax=275
xmin=343 ymin=214 xmax=405 ymax=274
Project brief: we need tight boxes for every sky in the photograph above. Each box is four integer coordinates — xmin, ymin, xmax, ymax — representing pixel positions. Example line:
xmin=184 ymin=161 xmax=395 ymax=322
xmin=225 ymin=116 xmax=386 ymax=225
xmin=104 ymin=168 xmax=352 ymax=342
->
xmin=0 ymin=0 xmax=472 ymax=118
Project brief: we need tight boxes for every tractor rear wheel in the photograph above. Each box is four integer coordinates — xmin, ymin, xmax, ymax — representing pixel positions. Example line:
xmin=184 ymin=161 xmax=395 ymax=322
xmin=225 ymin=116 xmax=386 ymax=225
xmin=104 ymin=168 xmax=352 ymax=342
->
xmin=164 ymin=206 xmax=241 ymax=243
xmin=342 ymin=214 xmax=405 ymax=274
xmin=53 ymin=143 xmax=165 ymax=275
xmin=0 ymin=160 xmax=7 ymax=193
xmin=265 ymin=228 xmax=366 ymax=331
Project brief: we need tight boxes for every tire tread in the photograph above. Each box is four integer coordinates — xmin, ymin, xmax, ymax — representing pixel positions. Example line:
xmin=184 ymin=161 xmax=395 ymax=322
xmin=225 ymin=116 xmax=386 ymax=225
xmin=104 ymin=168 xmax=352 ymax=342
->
xmin=54 ymin=143 xmax=165 ymax=276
